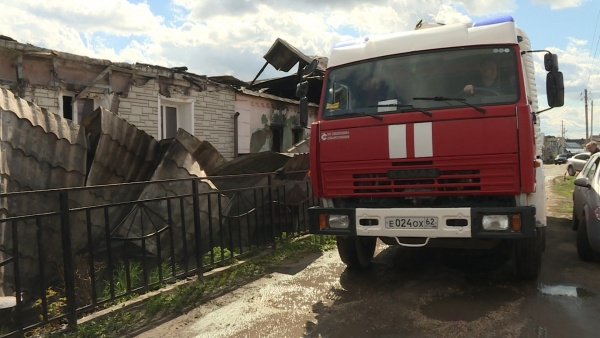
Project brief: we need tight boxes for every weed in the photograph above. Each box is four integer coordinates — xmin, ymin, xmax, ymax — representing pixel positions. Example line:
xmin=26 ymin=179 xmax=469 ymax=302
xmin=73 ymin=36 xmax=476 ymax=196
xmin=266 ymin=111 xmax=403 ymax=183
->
xmin=148 ymin=260 xmax=175 ymax=285
xmin=55 ymin=235 xmax=335 ymax=337
xmin=551 ymin=175 xmax=575 ymax=214
xmin=32 ymin=287 xmax=67 ymax=321
xmin=99 ymin=262 xmax=142 ymax=302
xmin=202 ymin=246 xmax=236 ymax=267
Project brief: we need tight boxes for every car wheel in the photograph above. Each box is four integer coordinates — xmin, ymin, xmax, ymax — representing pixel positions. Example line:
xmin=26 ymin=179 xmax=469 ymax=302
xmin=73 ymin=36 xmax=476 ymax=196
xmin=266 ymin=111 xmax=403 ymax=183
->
xmin=336 ymin=235 xmax=376 ymax=269
xmin=572 ymin=208 xmax=579 ymax=230
xmin=567 ymin=165 xmax=576 ymax=176
xmin=576 ymin=217 xmax=596 ymax=261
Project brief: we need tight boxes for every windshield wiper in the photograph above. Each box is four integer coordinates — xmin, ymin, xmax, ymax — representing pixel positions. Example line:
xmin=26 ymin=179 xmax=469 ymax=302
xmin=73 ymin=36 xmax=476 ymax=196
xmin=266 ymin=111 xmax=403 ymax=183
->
xmin=329 ymin=111 xmax=384 ymax=121
xmin=369 ymin=103 xmax=433 ymax=117
xmin=413 ymin=97 xmax=486 ymax=114
xmin=359 ymin=111 xmax=384 ymax=121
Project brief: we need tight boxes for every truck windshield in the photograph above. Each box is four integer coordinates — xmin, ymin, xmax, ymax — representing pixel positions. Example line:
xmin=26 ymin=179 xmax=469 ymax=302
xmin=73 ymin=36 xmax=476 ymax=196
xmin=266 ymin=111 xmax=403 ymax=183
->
xmin=322 ymin=46 xmax=520 ymax=119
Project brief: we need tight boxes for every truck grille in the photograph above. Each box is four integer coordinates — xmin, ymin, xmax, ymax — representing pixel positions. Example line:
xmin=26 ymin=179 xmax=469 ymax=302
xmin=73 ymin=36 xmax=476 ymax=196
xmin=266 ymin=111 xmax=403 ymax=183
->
xmin=321 ymin=156 xmax=519 ymax=197
xmin=353 ymin=169 xmax=481 ymax=193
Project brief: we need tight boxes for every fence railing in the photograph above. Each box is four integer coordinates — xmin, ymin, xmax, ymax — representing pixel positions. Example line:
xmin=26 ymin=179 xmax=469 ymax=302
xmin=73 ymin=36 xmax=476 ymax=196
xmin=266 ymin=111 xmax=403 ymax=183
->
xmin=0 ymin=171 xmax=316 ymax=337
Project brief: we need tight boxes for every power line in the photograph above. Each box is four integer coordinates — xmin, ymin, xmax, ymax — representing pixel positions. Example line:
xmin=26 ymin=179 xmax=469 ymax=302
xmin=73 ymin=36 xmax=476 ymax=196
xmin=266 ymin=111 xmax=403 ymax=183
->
xmin=585 ymin=8 xmax=600 ymax=89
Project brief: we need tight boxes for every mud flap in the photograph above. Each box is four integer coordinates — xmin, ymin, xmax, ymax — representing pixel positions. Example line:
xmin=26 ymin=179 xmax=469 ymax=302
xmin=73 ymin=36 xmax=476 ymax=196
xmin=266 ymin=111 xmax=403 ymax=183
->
xmin=336 ymin=236 xmax=376 ymax=269
xmin=513 ymin=229 xmax=542 ymax=280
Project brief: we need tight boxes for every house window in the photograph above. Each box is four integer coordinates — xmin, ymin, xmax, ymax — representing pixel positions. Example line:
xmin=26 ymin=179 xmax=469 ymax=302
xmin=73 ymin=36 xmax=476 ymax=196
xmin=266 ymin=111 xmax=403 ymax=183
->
xmin=62 ymin=96 xmax=73 ymax=120
xmin=158 ymin=97 xmax=194 ymax=140
xmin=61 ymin=96 xmax=95 ymax=124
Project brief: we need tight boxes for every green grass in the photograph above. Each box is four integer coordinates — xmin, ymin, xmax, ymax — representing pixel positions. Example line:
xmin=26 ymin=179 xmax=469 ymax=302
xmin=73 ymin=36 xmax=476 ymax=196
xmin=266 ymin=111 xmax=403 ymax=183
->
xmin=550 ymin=175 xmax=576 ymax=214
xmin=44 ymin=234 xmax=336 ymax=338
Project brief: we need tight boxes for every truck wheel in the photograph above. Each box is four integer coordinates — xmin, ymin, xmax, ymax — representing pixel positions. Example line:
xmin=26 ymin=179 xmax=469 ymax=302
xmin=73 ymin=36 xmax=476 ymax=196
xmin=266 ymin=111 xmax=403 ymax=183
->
xmin=513 ymin=232 xmax=542 ymax=280
xmin=336 ymin=236 xmax=376 ymax=269
xmin=576 ymin=217 xmax=596 ymax=261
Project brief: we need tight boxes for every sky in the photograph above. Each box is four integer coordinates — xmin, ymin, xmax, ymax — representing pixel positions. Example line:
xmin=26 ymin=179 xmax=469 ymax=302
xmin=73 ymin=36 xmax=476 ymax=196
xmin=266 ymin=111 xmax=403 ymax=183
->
xmin=0 ymin=0 xmax=599 ymax=139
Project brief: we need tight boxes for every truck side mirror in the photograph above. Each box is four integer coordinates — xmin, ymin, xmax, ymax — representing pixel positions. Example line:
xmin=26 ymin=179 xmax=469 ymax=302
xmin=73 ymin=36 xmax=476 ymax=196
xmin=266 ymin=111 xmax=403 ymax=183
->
xmin=297 ymin=59 xmax=318 ymax=128
xmin=544 ymin=53 xmax=559 ymax=71
xmin=296 ymin=81 xmax=309 ymax=99
xmin=546 ymin=71 xmax=564 ymax=107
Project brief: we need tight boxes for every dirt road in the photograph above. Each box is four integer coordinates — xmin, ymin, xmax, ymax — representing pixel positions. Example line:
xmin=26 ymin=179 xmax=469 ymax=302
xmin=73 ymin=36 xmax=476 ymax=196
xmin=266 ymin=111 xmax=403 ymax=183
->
xmin=135 ymin=163 xmax=600 ymax=338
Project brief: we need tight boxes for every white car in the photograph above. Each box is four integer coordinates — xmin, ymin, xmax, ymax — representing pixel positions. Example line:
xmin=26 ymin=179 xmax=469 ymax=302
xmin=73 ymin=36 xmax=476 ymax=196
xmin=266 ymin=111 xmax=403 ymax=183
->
xmin=567 ymin=152 xmax=591 ymax=176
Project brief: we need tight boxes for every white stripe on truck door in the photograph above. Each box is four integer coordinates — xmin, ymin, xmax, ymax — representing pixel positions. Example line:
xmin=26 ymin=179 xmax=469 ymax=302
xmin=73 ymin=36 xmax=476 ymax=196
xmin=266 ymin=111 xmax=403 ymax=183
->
xmin=414 ymin=122 xmax=433 ymax=157
xmin=388 ymin=122 xmax=432 ymax=159
xmin=388 ymin=124 xmax=406 ymax=158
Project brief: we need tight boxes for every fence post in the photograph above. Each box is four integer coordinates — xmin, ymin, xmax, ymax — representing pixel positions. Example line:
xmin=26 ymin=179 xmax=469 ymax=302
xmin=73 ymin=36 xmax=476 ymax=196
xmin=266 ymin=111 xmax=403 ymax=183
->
xmin=192 ymin=180 xmax=203 ymax=281
xmin=267 ymin=174 xmax=276 ymax=250
xmin=58 ymin=191 xmax=77 ymax=329
xmin=10 ymin=218 xmax=23 ymax=333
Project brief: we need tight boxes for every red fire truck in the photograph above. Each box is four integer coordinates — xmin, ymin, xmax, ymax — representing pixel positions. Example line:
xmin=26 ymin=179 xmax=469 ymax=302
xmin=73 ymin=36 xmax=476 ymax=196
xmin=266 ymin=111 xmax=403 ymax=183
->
xmin=302 ymin=16 xmax=564 ymax=279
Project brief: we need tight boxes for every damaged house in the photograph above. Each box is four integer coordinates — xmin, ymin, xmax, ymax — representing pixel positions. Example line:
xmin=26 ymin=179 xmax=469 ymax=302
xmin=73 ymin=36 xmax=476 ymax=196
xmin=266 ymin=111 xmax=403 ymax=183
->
xmin=0 ymin=33 xmax=325 ymax=316
xmin=0 ymin=35 xmax=322 ymax=159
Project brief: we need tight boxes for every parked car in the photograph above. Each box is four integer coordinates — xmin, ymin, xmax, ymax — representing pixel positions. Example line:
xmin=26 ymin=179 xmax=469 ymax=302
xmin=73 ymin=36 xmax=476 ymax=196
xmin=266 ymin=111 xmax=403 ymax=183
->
xmin=554 ymin=153 xmax=572 ymax=164
xmin=572 ymin=152 xmax=600 ymax=261
xmin=566 ymin=152 xmax=591 ymax=176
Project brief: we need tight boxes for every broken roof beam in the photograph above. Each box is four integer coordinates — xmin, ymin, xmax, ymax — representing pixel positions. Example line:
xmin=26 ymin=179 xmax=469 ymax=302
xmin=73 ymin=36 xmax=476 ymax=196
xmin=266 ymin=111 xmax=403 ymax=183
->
xmin=73 ymin=65 xmax=112 ymax=102
xmin=183 ymin=75 xmax=206 ymax=91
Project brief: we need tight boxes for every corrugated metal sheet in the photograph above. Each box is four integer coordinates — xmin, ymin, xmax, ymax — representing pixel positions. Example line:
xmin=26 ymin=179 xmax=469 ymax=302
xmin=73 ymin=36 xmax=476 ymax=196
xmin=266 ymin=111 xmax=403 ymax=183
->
xmin=112 ymin=129 xmax=228 ymax=257
xmin=0 ymin=88 xmax=87 ymax=296
xmin=212 ymin=151 xmax=292 ymax=176
xmin=176 ymin=128 xmax=227 ymax=176
xmin=0 ymin=88 xmax=87 ymax=193
xmin=83 ymin=107 xmax=161 ymax=186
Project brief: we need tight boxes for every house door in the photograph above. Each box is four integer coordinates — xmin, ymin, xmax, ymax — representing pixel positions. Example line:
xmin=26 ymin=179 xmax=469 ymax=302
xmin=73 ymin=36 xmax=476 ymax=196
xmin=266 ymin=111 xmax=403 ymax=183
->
xmin=161 ymin=106 xmax=178 ymax=139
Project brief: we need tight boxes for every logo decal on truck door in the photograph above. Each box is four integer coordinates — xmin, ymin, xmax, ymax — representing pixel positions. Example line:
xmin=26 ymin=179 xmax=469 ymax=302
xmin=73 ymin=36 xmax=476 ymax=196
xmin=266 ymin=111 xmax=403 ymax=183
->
xmin=321 ymin=130 xmax=350 ymax=141
xmin=388 ymin=122 xmax=433 ymax=158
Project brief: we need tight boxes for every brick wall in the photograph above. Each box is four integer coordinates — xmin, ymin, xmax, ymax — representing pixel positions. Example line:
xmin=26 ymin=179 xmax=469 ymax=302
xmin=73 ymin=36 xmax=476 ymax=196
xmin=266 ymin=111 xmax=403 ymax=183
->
xmin=21 ymin=87 xmax=61 ymax=116
xmin=195 ymin=87 xmax=236 ymax=159
xmin=119 ymin=80 xmax=160 ymax=136
xmin=119 ymin=78 xmax=236 ymax=160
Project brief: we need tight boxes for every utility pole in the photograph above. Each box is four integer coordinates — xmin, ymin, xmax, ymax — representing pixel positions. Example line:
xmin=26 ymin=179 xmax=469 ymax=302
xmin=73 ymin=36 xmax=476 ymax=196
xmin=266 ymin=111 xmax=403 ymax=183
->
xmin=561 ymin=120 xmax=566 ymax=138
xmin=591 ymin=100 xmax=595 ymax=140
xmin=584 ymin=88 xmax=589 ymax=140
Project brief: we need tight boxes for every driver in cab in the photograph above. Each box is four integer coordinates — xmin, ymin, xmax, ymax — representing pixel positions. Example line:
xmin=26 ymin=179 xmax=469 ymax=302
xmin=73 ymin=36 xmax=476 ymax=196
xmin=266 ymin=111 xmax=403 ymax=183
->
xmin=463 ymin=57 xmax=503 ymax=95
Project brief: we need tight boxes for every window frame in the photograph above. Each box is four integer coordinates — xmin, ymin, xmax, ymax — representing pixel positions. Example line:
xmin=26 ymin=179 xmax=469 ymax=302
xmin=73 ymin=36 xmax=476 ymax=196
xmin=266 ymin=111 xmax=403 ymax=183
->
xmin=157 ymin=96 xmax=194 ymax=140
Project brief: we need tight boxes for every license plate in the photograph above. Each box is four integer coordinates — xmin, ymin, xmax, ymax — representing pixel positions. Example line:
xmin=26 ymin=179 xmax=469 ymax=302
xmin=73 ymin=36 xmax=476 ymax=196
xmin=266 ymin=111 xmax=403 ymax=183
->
xmin=385 ymin=217 xmax=438 ymax=229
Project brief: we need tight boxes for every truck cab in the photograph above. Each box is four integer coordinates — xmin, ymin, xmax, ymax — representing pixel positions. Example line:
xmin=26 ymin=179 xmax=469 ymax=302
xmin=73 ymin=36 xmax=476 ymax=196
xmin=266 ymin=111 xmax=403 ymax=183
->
xmin=306 ymin=16 xmax=564 ymax=280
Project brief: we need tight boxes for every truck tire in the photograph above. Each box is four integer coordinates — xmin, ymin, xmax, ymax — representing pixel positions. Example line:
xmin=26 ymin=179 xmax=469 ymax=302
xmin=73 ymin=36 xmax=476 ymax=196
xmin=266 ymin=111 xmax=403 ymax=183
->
xmin=513 ymin=231 xmax=542 ymax=280
xmin=576 ymin=217 xmax=596 ymax=261
xmin=336 ymin=236 xmax=376 ymax=269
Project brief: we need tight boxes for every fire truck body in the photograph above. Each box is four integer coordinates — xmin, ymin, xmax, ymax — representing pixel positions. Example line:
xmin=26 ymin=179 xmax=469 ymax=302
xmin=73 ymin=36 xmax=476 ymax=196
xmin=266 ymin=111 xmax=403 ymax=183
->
xmin=306 ymin=16 xmax=564 ymax=279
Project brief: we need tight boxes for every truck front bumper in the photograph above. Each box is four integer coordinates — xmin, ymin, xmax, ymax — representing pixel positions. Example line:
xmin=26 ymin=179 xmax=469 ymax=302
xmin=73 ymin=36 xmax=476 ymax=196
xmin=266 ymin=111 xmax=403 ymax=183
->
xmin=308 ymin=206 xmax=537 ymax=239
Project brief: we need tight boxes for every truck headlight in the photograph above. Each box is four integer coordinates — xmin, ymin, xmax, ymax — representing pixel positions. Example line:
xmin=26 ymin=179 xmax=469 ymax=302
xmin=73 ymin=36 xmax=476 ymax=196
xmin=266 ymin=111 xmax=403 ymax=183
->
xmin=482 ymin=215 xmax=509 ymax=231
xmin=329 ymin=215 xmax=350 ymax=229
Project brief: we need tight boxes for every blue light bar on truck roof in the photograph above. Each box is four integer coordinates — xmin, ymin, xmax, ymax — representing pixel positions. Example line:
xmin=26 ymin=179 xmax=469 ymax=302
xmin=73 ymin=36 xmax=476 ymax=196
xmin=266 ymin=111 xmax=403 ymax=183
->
xmin=333 ymin=36 xmax=369 ymax=49
xmin=472 ymin=15 xmax=514 ymax=27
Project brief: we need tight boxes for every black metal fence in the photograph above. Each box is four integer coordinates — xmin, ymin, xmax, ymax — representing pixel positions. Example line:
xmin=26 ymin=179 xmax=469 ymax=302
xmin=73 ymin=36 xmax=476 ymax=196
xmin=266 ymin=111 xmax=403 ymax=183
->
xmin=0 ymin=171 xmax=316 ymax=337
